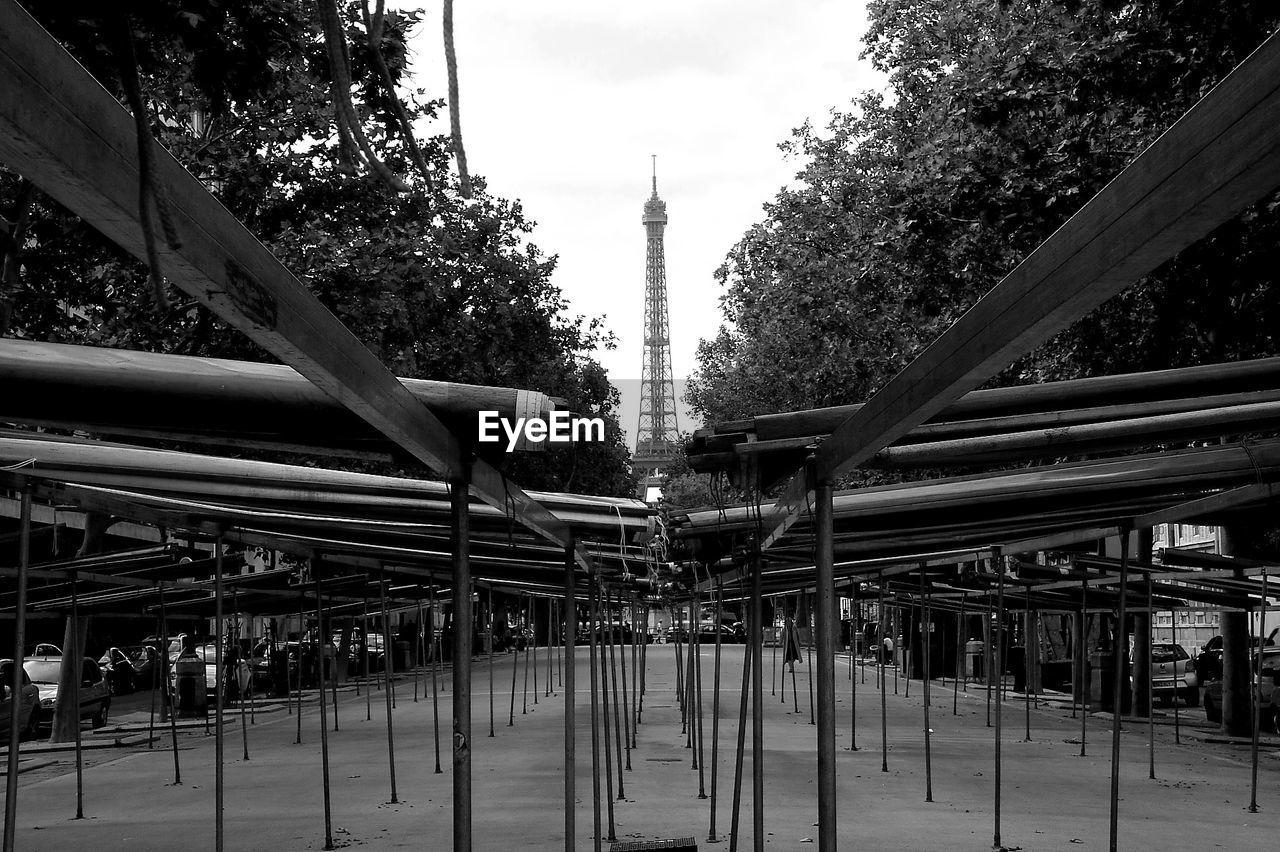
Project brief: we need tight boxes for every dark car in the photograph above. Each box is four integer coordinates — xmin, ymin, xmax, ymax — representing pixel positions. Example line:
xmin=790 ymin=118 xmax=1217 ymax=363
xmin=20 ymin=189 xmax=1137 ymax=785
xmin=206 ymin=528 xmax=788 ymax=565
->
xmin=1203 ymin=645 xmax=1280 ymax=731
xmin=22 ymin=656 xmax=112 ymax=729
xmin=98 ymin=646 xmax=137 ymax=695
xmin=1 ymin=659 xmax=41 ymax=741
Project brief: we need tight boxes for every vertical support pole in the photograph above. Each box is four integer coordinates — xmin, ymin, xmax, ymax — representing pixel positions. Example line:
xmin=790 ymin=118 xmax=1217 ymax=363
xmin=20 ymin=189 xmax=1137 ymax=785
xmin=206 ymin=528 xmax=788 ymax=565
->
xmin=378 ymin=573 xmax=398 ymax=804
xmin=1249 ymin=568 xmax=1268 ymax=813
xmin=414 ymin=597 xmax=423 ymax=704
xmin=588 ymin=575 xmax=604 ymax=852
xmin=993 ymin=546 xmax=1005 ymax=852
xmin=922 ymin=570 xmax=933 ymax=804
xmin=631 ymin=598 xmax=639 ymax=743
xmin=523 ymin=595 xmax=532 ymax=715
xmin=1024 ymin=605 xmax=1032 ymax=743
xmin=509 ymin=596 xmax=520 ymax=726
xmin=159 ymin=587 xmax=181 ymax=784
xmin=3 ymin=486 xmax=31 ymax=852
xmin=1171 ymin=605 xmax=1181 ymax=745
xmin=236 ymin=591 xmax=250 ymax=759
xmin=215 ymin=537 xmax=227 ymax=852
xmin=618 ymin=593 xmax=632 ymax=760
xmin=451 ymin=474 xmax=474 ymax=852
xmin=811 ymin=471 xmax=838 ymax=851
xmin=606 ymin=588 xmax=626 ymax=798
xmin=533 ymin=595 xmax=539 ymax=706
xmin=71 ymin=572 xmax=84 ymax=820
xmin=313 ymin=570 xmax=333 ymax=851
xmin=687 ymin=603 xmax=697 ymax=746
xmin=750 ymin=544 xmax=765 ymax=852
xmin=297 ymin=593 xmax=305 ymax=745
xmin=1108 ymin=526 xmax=1132 ymax=852
xmin=771 ymin=595 xmax=778 ymax=698
xmin=879 ymin=572 xmax=888 ymax=773
xmin=849 ymin=582 xmax=859 ymax=749
xmin=563 ymin=546 xmax=577 ymax=852
xmin=547 ymin=596 xmax=554 ymax=698
xmin=488 ymin=586 xmax=496 ymax=738
xmin=1081 ymin=576 xmax=1089 ymax=757
xmin=363 ymin=594 xmax=372 ymax=723
xmin=710 ymin=577 xmax=724 ymax=842
xmin=430 ymin=581 xmax=442 ymax=774
xmin=956 ymin=592 xmax=965 ymax=716
xmin=600 ymin=586 xmax=617 ymax=838
xmin=728 ymin=613 xmax=752 ymax=852
xmin=1147 ymin=573 xmax=1155 ymax=781
xmin=695 ymin=591 xmax=707 ymax=798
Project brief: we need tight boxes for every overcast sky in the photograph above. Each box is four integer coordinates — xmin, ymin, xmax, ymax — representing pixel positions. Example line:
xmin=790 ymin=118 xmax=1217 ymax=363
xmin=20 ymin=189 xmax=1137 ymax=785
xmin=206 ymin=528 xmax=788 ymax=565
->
xmin=409 ymin=1 xmax=885 ymax=446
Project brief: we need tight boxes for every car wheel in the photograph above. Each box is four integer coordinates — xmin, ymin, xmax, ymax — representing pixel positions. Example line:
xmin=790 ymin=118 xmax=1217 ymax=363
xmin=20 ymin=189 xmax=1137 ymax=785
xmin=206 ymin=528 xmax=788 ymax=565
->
xmin=92 ymin=702 xmax=109 ymax=729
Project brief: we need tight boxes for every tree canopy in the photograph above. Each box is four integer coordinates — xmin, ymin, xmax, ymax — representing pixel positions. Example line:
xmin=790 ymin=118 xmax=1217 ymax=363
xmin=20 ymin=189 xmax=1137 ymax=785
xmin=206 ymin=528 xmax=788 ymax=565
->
xmin=1 ymin=1 xmax=633 ymax=497
xmin=688 ymin=0 xmax=1280 ymax=427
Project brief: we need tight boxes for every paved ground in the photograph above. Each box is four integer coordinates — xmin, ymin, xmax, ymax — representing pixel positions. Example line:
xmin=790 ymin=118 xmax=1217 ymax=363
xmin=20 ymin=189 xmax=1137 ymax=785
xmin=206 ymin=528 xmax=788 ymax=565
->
xmin=2 ymin=644 xmax=1278 ymax=850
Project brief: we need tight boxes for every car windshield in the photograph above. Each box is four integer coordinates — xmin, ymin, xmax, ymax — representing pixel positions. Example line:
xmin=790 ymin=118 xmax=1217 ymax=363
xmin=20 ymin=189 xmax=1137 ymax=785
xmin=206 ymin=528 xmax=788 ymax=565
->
xmin=23 ymin=659 xmax=62 ymax=683
xmin=1151 ymin=644 xmax=1188 ymax=663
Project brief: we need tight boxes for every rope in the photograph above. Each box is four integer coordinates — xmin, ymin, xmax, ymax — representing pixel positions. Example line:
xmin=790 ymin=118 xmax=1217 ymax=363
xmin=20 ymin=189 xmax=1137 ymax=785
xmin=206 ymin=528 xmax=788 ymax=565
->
xmin=442 ymin=0 xmax=473 ymax=198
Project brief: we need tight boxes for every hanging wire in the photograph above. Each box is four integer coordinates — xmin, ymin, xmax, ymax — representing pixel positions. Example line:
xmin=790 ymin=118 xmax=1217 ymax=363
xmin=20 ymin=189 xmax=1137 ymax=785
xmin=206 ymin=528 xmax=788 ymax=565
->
xmin=361 ymin=0 xmax=433 ymax=190
xmin=441 ymin=0 xmax=472 ymax=198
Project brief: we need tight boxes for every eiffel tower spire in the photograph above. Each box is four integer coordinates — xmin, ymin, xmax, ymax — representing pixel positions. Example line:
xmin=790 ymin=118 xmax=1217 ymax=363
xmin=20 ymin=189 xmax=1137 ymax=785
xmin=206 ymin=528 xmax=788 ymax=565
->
xmin=634 ymin=157 xmax=680 ymax=501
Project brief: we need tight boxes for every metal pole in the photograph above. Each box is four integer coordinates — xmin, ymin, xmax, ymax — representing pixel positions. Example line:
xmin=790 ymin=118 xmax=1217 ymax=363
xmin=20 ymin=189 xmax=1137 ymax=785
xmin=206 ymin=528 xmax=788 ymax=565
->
xmin=695 ymin=591 xmax=706 ymax=799
xmin=159 ymin=587 xmax=181 ymax=784
xmin=600 ymin=585 xmax=617 ymax=839
xmin=728 ymin=620 xmax=752 ymax=852
xmin=563 ymin=547 xmax=577 ymax=852
xmin=588 ymin=575 xmax=603 ymax=852
xmin=1024 ymin=604 xmax=1032 ymax=743
xmin=414 ymin=596 xmax=422 ymax=704
xmin=533 ymin=594 xmax=539 ymax=706
xmin=879 ymin=572 xmax=888 ymax=773
xmin=430 ymin=581 xmax=442 ymax=774
xmin=812 ymin=475 xmax=838 ymax=849
xmin=922 ymin=570 xmax=933 ymax=804
xmin=994 ymin=548 xmax=1005 ymax=852
xmin=509 ymin=596 xmax=519 ymax=726
xmin=378 ymin=573 xmax=398 ymax=804
xmin=710 ymin=577 xmax=724 ymax=842
xmin=314 ymin=570 xmax=333 ymax=851
xmin=750 ymin=546 xmax=765 ymax=852
xmin=687 ymin=603 xmax=697 ymax=747
xmin=850 ymin=582 xmax=859 ymax=749
xmin=547 ymin=596 xmax=554 ymax=698
xmin=363 ymin=594 xmax=372 ymax=722
xmin=630 ymin=598 xmax=639 ymax=744
xmin=955 ymin=592 xmax=965 ymax=716
xmin=1081 ymin=576 xmax=1088 ymax=757
xmin=1171 ymin=604 xmax=1180 ymax=745
xmin=1108 ymin=527 xmax=1132 ymax=852
xmin=523 ymin=595 xmax=532 ymax=715
xmin=618 ymin=593 xmax=632 ymax=760
xmin=215 ymin=538 xmax=226 ymax=852
xmin=71 ymin=572 xmax=84 ymax=819
xmin=1249 ymin=568 xmax=1268 ymax=813
xmin=450 ymin=475 xmax=474 ymax=852
xmin=1147 ymin=573 xmax=1155 ymax=780
xmin=235 ymin=590 xmax=250 ymax=760
xmin=2 ymin=486 xmax=31 ymax=852
xmin=606 ymin=588 xmax=626 ymax=798
xmin=488 ymin=586 xmax=495 ymax=737
xmin=297 ymin=592 xmax=305 ymax=745
xmin=771 ymin=595 xmax=778 ymax=698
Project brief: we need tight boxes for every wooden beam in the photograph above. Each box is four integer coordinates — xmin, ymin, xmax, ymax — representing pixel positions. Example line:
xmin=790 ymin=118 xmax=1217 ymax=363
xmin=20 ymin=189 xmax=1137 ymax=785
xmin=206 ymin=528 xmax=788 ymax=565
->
xmin=758 ymin=26 xmax=1280 ymax=546
xmin=0 ymin=1 xmax=587 ymax=568
xmin=1130 ymin=483 xmax=1279 ymax=529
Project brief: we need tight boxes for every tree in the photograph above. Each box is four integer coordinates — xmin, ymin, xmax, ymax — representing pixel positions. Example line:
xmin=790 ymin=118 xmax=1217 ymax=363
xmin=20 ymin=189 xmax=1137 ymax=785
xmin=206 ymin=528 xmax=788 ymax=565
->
xmin=1 ymin=1 xmax=634 ymax=497
xmin=689 ymin=0 xmax=1280 ymax=429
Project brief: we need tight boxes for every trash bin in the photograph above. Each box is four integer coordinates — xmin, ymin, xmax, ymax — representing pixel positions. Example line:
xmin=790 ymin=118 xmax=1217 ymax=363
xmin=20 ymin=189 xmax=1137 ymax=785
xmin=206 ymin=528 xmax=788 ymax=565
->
xmin=175 ymin=653 xmax=207 ymax=717
xmin=965 ymin=640 xmax=985 ymax=679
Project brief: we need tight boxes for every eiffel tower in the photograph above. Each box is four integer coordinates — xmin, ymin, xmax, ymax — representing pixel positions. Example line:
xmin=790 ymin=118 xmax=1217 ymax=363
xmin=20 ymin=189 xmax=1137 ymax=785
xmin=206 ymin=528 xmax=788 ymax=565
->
xmin=634 ymin=158 xmax=680 ymax=501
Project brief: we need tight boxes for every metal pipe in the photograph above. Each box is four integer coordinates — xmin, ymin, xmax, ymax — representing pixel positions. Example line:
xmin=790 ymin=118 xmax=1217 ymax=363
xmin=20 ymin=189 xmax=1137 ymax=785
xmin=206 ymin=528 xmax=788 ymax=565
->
xmin=600 ymin=585 xmax=617 ymax=838
xmin=71 ymin=572 xmax=84 ymax=819
xmin=813 ymin=476 xmax=838 ymax=848
xmin=631 ymin=598 xmax=639 ymax=744
xmin=523 ymin=595 xmax=532 ymax=715
xmin=618 ymin=592 xmax=632 ymax=762
xmin=879 ymin=573 xmax=888 ymax=773
xmin=606 ymin=587 xmax=626 ymax=798
xmin=587 ymin=576 xmax=603 ymax=852
xmin=1171 ymin=604 xmax=1180 ymax=745
xmin=850 ymin=582 xmax=859 ymax=749
xmin=488 ymin=586 xmax=495 ymax=738
xmin=955 ymin=592 xmax=965 ymax=716
xmin=695 ymin=591 xmax=707 ymax=798
xmin=378 ymin=573 xmax=398 ymax=804
xmin=772 ymin=596 xmax=778 ymax=698
xmin=159 ymin=587 xmax=181 ymax=784
xmin=686 ymin=605 xmax=697 ymax=747
xmin=1024 ymin=605 xmax=1032 ymax=742
xmin=533 ymin=593 xmax=539 ymax=707
xmin=563 ymin=547 xmax=577 ymax=852
xmin=1248 ymin=568 xmax=1268 ymax=813
xmin=297 ymin=592 xmax=305 ymax=745
xmin=363 ymin=594 xmax=371 ymax=722
xmin=1081 ymin=577 xmax=1088 ymax=756
xmin=215 ymin=537 xmax=226 ymax=852
xmin=414 ymin=596 xmax=422 ymax=704
xmin=547 ymin=596 xmax=554 ymax=698
xmin=1147 ymin=573 xmax=1155 ymax=780
xmin=430 ymin=581 xmax=442 ymax=774
xmin=728 ymin=614 xmax=752 ymax=852
xmin=450 ymin=475 xmax=473 ymax=852
xmin=236 ymin=590 xmax=250 ymax=760
xmin=509 ymin=596 xmax=519 ymax=726
xmin=2 ymin=486 xmax=31 ymax=852
xmin=709 ymin=577 xmax=724 ymax=842
xmin=1108 ymin=527 xmax=1132 ymax=852
xmin=994 ymin=548 xmax=1005 ymax=852
xmin=314 ymin=570 xmax=333 ymax=851
xmin=922 ymin=570 xmax=933 ymax=803
xmin=751 ymin=545 xmax=765 ymax=852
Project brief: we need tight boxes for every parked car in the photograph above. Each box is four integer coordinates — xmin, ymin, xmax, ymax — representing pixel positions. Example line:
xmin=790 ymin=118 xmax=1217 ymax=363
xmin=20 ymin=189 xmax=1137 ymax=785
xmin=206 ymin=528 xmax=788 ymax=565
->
xmin=22 ymin=656 xmax=111 ymax=729
xmin=98 ymin=646 xmax=137 ymax=695
xmin=1203 ymin=646 xmax=1280 ymax=731
xmin=1194 ymin=635 xmax=1223 ymax=686
xmin=1143 ymin=642 xmax=1198 ymax=706
xmin=1 ymin=659 xmax=41 ymax=741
